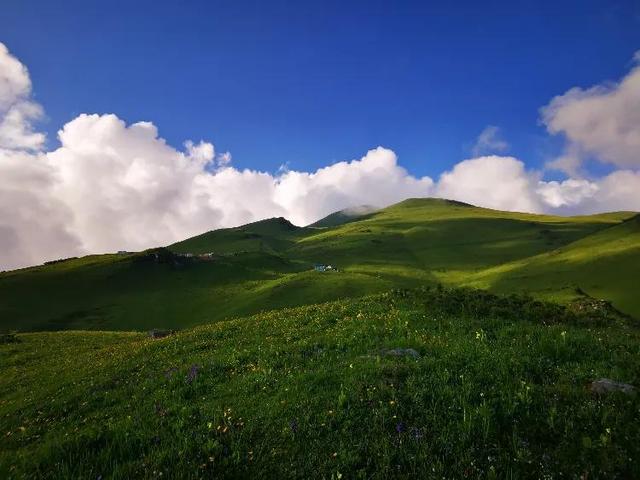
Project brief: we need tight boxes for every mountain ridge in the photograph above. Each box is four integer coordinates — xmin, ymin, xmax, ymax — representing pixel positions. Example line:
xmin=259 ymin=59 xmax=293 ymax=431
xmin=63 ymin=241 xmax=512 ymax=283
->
xmin=1 ymin=197 xmax=638 ymax=331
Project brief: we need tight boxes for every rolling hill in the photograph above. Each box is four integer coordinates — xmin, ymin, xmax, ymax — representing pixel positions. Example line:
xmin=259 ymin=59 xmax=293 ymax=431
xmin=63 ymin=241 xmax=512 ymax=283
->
xmin=0 ymin=198 xmax=638 ymax=332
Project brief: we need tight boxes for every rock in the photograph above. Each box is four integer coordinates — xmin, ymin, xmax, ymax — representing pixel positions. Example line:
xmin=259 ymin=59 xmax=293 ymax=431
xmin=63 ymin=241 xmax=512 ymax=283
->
xmin=589 ymin=378 xmax=636 ymax=395
xmin=148 ymin=329 xmax=173 ymax=339
xmin=382 ymin=348 xmax=420 ymax=359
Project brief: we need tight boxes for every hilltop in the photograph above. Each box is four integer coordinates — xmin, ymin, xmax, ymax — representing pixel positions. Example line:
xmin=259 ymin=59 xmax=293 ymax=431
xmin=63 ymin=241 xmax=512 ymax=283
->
xmin=308 ymin=205 xmax=378 ymax=228
xmin=0 ymin=198 xmax=638 ymax=332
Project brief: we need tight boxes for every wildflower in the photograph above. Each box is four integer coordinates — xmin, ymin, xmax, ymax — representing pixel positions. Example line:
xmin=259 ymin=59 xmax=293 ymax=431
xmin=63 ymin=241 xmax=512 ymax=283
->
xmin=186 ymin=364 xmax=200 ymax=384
xmin=395 ymin=422 xmax=406 ymax=434
xmin=289 ymin=418 xmax=298 ymax=434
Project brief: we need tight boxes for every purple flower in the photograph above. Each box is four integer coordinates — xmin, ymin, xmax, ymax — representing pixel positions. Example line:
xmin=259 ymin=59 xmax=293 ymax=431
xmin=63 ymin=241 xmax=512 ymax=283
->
xmin=410 ymin=427 xmax=424 ymax=441
xmin=395 ymin=422 xmax=406 ymax=434
xmin=289 ymin=418 xmax=298 ymax=434
xmin=186 ymin=364 xmax=200 ymax=384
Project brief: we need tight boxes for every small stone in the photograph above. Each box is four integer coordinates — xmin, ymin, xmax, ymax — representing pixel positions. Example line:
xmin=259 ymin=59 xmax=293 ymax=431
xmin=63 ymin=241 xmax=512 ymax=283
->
xmin=148 ymin=329 xmax=173 ymax=339
xmin=589 ymin=378 xmax=636 ymax=395
xmin=382 ymin=348 xmax=420 ymax=359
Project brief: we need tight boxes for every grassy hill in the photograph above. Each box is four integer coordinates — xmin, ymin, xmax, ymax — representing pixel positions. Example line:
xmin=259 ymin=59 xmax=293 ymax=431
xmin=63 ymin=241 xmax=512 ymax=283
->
xmin=1 ymin=198 xmax=638 ymax=332
xmin=447 ymin=214 xmax=640 ymax=313
xmin=170 ymin=216 xmax=309 ymax=255
xmin=2 ymin=288 xmax=639 ymax=478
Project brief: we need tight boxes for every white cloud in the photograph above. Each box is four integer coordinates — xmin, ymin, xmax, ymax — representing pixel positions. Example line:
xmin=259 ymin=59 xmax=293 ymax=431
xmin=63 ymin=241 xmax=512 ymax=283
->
xmin=574 ymin=170 xmax=640 ymax=214
xmin=274 ymin=147 xmax=434 ymax=225
xmin=217 ymin=151 xmax=232 ymax=167
xmin=0 ymin=43 xmax=45 ymax=151
xmin=435 ymin=156 xmax=543 ymax=213
xmin=536 ymin=178 xmax=599 ymax=209
xmin=0 ymin=148 xmax=81 ymax=271
xmin=542 ymin=51 xmax=640 ymax=171
xmin=0 ymin=43 xmax=31 ymax=110
xmin=472 ymin=126 xmax=509 ymax=156
xmin=48 ymin=120 xmax=435 ymax=252
xmin=0 ymin=43 xmax=639 ymax=271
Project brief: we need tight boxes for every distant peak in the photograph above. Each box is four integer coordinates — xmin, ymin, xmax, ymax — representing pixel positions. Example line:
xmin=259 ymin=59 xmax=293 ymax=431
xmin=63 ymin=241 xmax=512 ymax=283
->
xmin=308 ymin=205 xmax=379 ymax=228
xmin=241 ymin=216 xmax=299 ymax=231
xmin=393 ymin=197 xmax=475 ymax=208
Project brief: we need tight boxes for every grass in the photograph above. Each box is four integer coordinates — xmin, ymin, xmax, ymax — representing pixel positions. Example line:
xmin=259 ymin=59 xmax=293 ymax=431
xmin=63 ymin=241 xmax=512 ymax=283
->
xmin=2 ymin=287 xmax=639 ymax=478
xmin=1 ymin=198 xmax=638 ymax=332
xmin=444 ymin=214 xmax=640 ymax=313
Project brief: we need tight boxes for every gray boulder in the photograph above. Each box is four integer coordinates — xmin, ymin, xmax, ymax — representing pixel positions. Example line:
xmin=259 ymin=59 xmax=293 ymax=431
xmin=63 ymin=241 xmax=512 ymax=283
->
xmin=382 ymin=348 xmax=420 ymax=359
xmin=148 ymin=329 xmax=174 ymax=339
xmin=589 ymin=378 xmax=636 ymax=395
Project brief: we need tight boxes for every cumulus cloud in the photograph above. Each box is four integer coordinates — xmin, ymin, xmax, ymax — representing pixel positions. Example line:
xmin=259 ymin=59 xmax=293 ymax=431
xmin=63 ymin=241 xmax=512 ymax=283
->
xmin=45 ymin=116 xmax=435 ymax=254
xmin=536 ymin=178 xmax=599 ymax=209
xmin=434 ymin=156 xmax=640 ymax=215
xmin=573 ymin=170 xmax=640 ymax=214
xmin=542 ymin=51 xmax=640 ymax=172
xmin=472 ymin=126 xmax=509 ymax=156
xmin=1 ymin=43 xmax=639 ymax=271
xmin=274 ymin=147 xmax=434 ymax=225
xmin=0 ymin=43 xmax=45 ymax=150
xmin=0 ymin=148 xmax=81 ymax=271
xmin=435 ymin=156 xmax=542 ymax=212
xmin=0 ymin=43 xmax=31 ymax=109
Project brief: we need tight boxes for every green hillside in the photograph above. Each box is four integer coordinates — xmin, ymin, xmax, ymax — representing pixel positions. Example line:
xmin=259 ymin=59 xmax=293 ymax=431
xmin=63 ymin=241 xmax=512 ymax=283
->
xmin=1 ymin=198 xmax=638 ymax=332
xmin=2 ymin=288 xmax=639 ymax=478
xmin=170 ymin=216 xmax=309 ymax=255
xmin=450 ymin=214 xmax=640 ymax=314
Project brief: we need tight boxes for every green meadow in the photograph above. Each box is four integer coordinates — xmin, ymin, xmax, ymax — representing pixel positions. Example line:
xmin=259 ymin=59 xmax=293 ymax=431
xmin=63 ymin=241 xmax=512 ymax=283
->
xmin=1 ymin=198 xmax=639 ymax=478
xmin=2 ymin=288 xmax=639 ymax=478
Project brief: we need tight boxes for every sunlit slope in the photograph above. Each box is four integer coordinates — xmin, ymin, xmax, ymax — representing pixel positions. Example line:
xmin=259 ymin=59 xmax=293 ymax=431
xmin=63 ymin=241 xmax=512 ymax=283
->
xmin=1 ymin=198 xmax=637 ymax=332
xmin=447 ymin=214 xmax=640 ymax=318
xmin=291 ymin=198 xmax=633 ymax=271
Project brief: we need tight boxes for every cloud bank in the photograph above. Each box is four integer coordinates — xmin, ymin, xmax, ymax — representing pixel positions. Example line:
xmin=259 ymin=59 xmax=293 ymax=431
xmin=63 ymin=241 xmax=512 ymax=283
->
xmin=542 ymin=53 xmax=640 ymax=173
xmin=1 ymin=44 xmax=639 ymax=270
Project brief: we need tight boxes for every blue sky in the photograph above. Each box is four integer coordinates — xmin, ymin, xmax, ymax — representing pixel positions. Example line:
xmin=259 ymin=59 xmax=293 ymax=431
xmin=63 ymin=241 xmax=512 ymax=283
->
xmin=2 ymin=0 xmax=639 ymax=177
